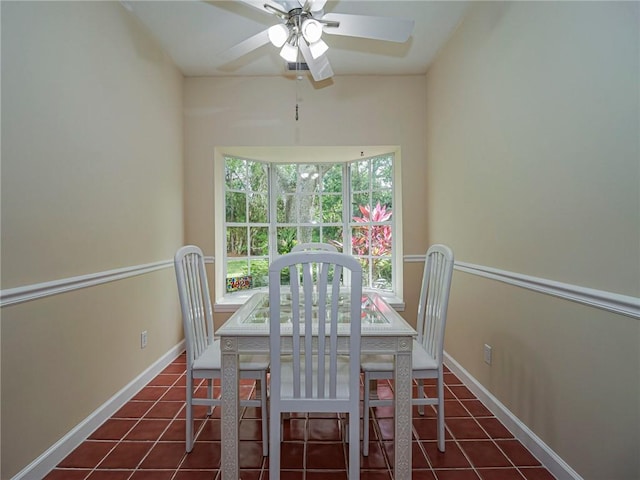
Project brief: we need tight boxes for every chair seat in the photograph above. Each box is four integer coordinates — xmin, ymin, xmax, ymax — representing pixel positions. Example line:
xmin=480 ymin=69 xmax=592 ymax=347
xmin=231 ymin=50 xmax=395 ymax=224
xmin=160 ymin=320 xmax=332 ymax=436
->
xmin=192 ymin=339 xmax=270 ymax=371
xmin=361 ymin=339 xmax=438 ymax=371
xmin=277 ymin=356 xmax=352 ymax=399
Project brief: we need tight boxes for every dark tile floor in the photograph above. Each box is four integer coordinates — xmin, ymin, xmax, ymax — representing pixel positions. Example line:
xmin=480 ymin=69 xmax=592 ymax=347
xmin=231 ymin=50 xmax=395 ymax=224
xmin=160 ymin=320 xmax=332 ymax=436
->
xmin=45 ymin=353 xmax=556 ymax=480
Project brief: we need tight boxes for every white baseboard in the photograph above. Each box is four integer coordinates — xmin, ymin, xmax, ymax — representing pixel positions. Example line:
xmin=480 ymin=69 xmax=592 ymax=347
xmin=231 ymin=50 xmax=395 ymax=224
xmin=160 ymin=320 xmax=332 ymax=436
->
xmin=12 ymin=341 xmax=185 ymax=480
xmin=444 ymin=352 xmax=583 ymax=480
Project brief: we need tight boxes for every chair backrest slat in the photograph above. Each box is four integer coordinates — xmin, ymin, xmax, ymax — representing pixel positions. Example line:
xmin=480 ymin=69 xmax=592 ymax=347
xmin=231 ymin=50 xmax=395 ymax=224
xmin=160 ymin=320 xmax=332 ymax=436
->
xmin=417 ymin=244 xmax=454 ymax=364
xmin=302 ymin=262 xmax=314 ymax=398
xmin=329 ymin=264 xmax=343 ymax=397
xmin=316 ymin=262 xmax=328 ymax=397
xmin=290 ymin=264 xmax=301 ymax=398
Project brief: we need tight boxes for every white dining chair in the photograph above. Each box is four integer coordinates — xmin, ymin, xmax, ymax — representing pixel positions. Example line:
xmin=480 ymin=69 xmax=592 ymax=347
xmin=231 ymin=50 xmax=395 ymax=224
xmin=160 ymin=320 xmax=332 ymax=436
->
xmin=361 ymin=244 xmax=454 ymax=454
xmin=174 ymin=245 xmax=269 ymax=455
xmin=291 ymin=242 xmax=338 ymax=296
xmin=291 ymin=242 xmax=338 ymax=252
xmin=268 ymin=251 xmax=363 ymax=480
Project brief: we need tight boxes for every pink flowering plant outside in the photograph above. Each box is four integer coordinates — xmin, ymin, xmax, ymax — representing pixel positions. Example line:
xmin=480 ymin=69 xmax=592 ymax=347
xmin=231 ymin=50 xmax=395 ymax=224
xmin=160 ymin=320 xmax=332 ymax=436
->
xmin=347 ymin=202 xmax=393 ymax=290
xmin=351 ymin=202 xmax=392 ymax=256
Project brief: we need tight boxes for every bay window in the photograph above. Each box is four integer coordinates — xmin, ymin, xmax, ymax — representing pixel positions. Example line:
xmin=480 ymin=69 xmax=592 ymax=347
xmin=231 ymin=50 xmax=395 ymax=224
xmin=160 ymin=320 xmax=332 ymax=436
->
xmin=214 ymin=147 xmax=403 ymax=309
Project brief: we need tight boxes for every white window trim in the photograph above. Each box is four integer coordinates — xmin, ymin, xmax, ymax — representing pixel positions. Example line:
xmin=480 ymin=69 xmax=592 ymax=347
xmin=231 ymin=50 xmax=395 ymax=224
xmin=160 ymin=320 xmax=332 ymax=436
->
xmin=213 ymin=146 xmax=404 ymax=310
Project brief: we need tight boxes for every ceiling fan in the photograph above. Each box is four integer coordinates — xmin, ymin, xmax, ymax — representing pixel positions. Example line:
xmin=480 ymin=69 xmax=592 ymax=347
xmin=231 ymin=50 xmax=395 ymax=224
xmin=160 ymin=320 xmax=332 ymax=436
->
xmin=220 ymin=0 xmax=414 ymax=82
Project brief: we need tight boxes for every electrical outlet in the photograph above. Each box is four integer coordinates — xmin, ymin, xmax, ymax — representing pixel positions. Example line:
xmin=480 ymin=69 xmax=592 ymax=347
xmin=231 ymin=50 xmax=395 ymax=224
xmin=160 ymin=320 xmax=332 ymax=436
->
xmin=141 ymin=331 xmax=148 ymax=349
xmin=483 ymin=344 xmax=492 ymax=365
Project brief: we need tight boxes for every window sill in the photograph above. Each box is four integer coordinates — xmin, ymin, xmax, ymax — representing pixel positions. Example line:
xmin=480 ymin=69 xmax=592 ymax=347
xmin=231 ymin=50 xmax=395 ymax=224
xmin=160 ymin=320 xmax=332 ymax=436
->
xmin=214 ymin=288 xmax=405 ymax=314
xmin=214 ymin=288 xmax=268 ymax=313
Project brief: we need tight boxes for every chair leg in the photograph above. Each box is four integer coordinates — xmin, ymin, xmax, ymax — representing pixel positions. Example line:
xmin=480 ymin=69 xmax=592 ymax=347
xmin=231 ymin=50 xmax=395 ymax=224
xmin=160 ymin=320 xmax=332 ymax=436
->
xmin=437 ymin=375 xmax=445 ymax=452
xmin=269 ymin=411 xmax=281 ymax=480
xmin=207 ymin=378 xmax=214 ymax=416
xmin=343 ymin=414 xmax=349 ymax=444
xmin=185 ymin=375 xmax=194 ymax=453
xmin=348 ymin=410 xmax=360 ymax=479
xmin=260 ymin=372 xmax=269 ymax=456
xmin=362 ymin=372 xmax=370 ymax=456
xmin=417 ymin=379 xmax=425 ymax=416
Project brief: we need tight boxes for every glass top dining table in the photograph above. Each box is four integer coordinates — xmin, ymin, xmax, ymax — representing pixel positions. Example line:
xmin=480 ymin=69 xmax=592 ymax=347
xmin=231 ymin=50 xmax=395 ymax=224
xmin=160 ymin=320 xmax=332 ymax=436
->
xmin=216 ymin=290 xmax=417 ymax=480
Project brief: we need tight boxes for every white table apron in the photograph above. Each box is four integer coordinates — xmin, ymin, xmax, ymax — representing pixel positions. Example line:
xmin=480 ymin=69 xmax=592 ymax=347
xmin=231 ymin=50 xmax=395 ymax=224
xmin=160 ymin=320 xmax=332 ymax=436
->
xmin=218 ymin=292 xmax=415 ymax=480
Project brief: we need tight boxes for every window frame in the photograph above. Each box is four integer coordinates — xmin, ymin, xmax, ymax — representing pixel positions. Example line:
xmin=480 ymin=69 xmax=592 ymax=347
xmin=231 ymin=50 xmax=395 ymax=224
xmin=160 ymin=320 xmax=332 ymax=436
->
xmin=214 ymin=146 xmax=404 ymax=311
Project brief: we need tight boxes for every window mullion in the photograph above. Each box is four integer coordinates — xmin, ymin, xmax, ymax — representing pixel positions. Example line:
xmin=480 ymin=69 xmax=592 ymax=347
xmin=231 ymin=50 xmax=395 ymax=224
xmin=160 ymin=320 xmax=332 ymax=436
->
xmin=344 ymin=162 xmax=351 ymax=256
xmin=368 ymin=159 xmax=374 ymax=289
xmin=390 ymin=157 xmax=396 ymax=293
xmin=343 ymin=162 xmax=352 ymax=285
xmin=268 ymin=163 xmax=277 ymax=259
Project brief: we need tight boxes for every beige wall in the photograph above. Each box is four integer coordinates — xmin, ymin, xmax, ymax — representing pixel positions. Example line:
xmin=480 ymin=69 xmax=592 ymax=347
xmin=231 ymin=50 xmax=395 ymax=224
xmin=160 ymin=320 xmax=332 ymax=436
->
xmin=1 ymin=2 xmax=185 ymax=477
xmin=183 ymin=75 xmax=430 ymax=326
xmin=425 ymin=2 xmax=639 ymax=479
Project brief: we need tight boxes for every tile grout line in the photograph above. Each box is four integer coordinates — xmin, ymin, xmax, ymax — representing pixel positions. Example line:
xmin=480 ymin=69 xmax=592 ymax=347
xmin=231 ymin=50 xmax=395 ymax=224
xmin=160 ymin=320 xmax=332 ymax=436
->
xmin=109 ymin=366 xmax=185 ymax=480
xmin=128 ymin=371 xmax=187 ymax=480
xmin=447 ymin=383 xmax=530 ymax=480
xmin=78 ymin=382 xmax=166 ymax=480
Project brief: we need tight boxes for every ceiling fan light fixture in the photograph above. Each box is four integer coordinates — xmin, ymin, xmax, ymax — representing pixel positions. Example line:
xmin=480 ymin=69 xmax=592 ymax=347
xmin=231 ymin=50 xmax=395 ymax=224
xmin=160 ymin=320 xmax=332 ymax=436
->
xmin=301 ymin=18 xmax=323 ymax=43
xmin=280 ymin=42 xmax=298 ymax=63
xmin=308 ymin=38 xmax=328 ymax=59
xmin=268 ymin=24 xmax=289 ymax=47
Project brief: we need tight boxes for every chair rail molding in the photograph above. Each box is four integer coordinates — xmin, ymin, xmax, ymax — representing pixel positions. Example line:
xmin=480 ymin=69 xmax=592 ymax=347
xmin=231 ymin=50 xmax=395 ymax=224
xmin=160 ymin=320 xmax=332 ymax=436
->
xmin=0 ymin=260 xmax=174 ymax=307
xmin=454 ymin=261 xmax=639 ymax=320
xmin=404 ymin=255 xmax=639 ymax=319
xmin=403 ymin=254 xmax=427 ymax=263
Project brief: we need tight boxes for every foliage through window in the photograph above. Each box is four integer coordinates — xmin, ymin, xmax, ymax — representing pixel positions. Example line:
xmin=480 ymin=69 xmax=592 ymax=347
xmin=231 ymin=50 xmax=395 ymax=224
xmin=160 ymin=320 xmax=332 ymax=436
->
xmin=224 ymin=154 xmax=395 ymax=294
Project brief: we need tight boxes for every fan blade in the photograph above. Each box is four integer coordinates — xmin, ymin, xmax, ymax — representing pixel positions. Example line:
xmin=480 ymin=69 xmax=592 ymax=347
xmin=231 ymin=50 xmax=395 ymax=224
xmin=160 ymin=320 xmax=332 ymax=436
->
xmin=237 ymin=0 xmax=288 ymax=18
xmin=310 ymin=0 xmax=327 ymax=12
xmin=299 ymin=40 xmax=334 ymax=81
xmin=219 ymin=29 xmax=271 ymax=62
xmin=321 ymin=13 xmax=414 ymax=43
xmin=298 ymin=0 xmax=327 ymax=12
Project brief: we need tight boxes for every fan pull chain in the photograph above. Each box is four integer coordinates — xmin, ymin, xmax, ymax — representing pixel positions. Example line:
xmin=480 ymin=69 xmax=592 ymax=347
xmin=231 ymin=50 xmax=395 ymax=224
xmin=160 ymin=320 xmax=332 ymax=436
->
xmin=295 ymin=73 xmax=301 ymax=121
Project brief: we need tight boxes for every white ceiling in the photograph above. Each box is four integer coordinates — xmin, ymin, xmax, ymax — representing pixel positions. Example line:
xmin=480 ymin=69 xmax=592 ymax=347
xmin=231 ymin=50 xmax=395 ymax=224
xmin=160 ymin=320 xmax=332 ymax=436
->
xmin=123 ymin=0 xmax=470 ymax=79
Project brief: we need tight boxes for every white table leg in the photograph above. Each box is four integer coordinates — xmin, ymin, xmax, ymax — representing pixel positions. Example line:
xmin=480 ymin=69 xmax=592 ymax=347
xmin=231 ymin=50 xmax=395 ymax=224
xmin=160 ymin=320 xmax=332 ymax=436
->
xmin=394 ymin=340 xmax=413 ymax=478
xmin=221 ymin=337 xmax=240 ymax=480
